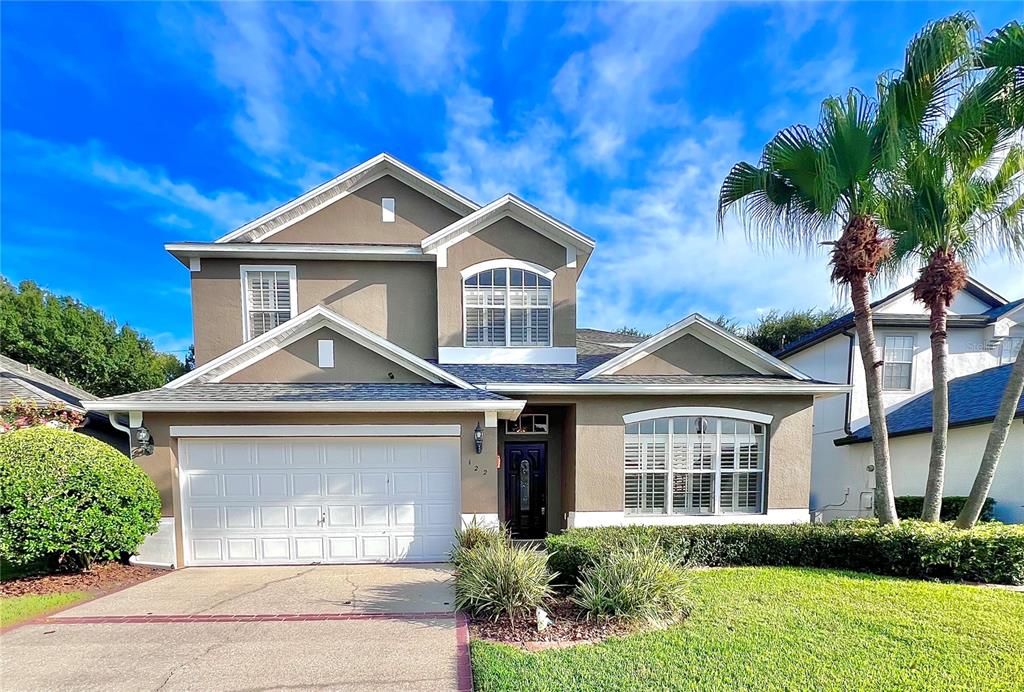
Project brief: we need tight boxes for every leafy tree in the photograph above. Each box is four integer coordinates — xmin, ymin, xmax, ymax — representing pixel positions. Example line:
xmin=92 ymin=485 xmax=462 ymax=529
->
xmin=718 ymin=14 xmax=979 ymax=525
xmin=615 ymin=326 xmax=652 ymax=338
xmin=881 ymin=19 xmax=1023 ymax=521
xmin=740 ymin=308 xmax=846 ymax=354
xmin=0 ymin=278 xmax=187 ymax=397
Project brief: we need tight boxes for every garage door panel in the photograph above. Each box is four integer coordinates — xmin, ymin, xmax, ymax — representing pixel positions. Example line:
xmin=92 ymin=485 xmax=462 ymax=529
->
xmin=181 ymin=436 xmax=460 ymax=565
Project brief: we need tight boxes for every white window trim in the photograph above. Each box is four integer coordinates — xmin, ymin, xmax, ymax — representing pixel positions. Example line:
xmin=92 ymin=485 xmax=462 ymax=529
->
xmin=881 ymin=333 xmax=915 ymax=391
xmin=462 ymin=263 xmax=554 ymax=349
xmin=239 ymin=265 xmax=298 ymax=341
xmin=623 ymin=414 xmax=767 ymax=517
xmin=623 ymin=407 xmax=774 ymax=425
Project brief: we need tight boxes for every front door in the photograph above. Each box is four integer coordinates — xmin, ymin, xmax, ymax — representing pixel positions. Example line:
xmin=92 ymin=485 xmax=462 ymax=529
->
xmin=504 ymin=443 xmax=547 ymax=538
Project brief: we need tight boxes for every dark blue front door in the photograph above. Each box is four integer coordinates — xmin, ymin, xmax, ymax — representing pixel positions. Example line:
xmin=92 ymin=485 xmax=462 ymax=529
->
xmin=504 ymin=443 xmax=547 ymax=538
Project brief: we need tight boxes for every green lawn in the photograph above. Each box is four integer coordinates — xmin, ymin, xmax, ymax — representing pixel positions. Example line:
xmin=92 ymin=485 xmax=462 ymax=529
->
xmin=0 ymin=592 xmax=89 ymax=629
xmin=471 ymin=567 xmax=1024 ymax=691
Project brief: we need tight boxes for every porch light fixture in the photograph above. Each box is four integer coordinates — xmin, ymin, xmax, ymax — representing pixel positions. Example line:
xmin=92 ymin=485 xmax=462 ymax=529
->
xmin=132 ymin=425 xmax=154 ymax=458
xmin=474 ymin=422 xmax=483 ymax=454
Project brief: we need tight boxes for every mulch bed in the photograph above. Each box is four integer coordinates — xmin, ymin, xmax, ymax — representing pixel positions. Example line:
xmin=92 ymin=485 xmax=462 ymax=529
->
xmin=468 ymin=590 xmax=644 ymax=651
xmin=1 ymin=562 xmax=166 ymax=598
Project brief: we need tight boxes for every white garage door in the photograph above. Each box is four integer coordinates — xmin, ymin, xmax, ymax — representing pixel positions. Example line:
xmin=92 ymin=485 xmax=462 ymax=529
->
xmin=179 ymin=436 xmax=461 ymax=566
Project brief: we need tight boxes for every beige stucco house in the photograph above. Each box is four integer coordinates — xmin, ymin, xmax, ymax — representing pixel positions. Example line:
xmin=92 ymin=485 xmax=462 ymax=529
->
xmin=84 ymin=153 xmax=847 ymax=568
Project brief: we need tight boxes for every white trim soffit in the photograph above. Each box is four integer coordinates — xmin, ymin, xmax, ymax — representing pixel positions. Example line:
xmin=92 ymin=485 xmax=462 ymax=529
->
xmin=83 ymin=399 xmax=528 ymax=415
xmin=166 ymin=243 xmax=430 ymax=265
xmin=163 ymin=304 xmax=474 ymax=390
xmin=420 ymin=195 xmax=596 ymax=265
xmin=214 ymin=153 xmax=479 ymax=244
xmin=482 ymin=383 xmax=851 ymax=395
xmin=169 ymin=424 xmax=461 ymax=437
xmin=622 ymin=407 xmax=774 ymax=425
xmin=579 ymin=314 xmax=812 ymax=381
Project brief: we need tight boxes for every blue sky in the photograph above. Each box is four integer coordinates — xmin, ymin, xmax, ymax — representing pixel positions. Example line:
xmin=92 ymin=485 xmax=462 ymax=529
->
xmin=2 ymin=2 xmax=1021 ymax=356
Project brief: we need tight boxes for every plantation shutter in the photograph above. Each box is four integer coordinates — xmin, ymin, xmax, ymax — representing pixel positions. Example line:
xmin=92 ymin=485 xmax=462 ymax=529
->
xmin=245 ymin=270 xmax=292 ymax=338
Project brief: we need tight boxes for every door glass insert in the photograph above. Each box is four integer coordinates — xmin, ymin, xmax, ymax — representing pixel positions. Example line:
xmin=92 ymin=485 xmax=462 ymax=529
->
xmin=519 ymin=459 xmax=530 ymax=510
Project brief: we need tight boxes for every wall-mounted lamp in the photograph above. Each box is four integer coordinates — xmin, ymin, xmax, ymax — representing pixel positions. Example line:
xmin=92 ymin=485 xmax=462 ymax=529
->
xmin=132 ymin=425 xmax=154 ymax=458
xmin=474 ymin=422 xmax=483 ymax=454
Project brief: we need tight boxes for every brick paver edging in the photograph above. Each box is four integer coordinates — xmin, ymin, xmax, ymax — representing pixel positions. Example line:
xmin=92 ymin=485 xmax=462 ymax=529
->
xmin=42 ymin=611 xmax=456 ymax=624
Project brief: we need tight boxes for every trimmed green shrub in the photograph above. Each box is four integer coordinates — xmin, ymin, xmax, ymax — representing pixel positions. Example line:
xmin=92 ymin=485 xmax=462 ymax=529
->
xmin=453 ymin=541 xmax=556 ymax=623
xmin=546 ymin=520 xmax=1024 ymax=585
xmin=573 ymin=542 xmax=689 ymax=624
xmin=0 ymin=427 xmax=161 ymax=569
xmin=893 ymin=495 xmax=995 ymax=522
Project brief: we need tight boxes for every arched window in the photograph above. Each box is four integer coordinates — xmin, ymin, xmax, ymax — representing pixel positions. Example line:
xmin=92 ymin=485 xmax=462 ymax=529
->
xmin=624 ymin=410 xmax=768 ymax=516
xmin=463 ymin=263 xmax=552 ymax=347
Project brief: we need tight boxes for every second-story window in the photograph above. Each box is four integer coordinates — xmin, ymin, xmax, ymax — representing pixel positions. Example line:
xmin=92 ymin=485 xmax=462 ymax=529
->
xmin=241 ymin=265 xmax=296 ymax=340
xmin=881 ymin=334 xmax=914 ymax=390
xmin=464 ymin=266 xmax=552 ymax=347
xmin=1001 ymin=336 xmax=1023 ymax=365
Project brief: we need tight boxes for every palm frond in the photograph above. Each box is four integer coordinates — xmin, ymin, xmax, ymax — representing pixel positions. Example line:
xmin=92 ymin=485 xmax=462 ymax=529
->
xmin=977 ymin=21 xmax=1024 ymax=69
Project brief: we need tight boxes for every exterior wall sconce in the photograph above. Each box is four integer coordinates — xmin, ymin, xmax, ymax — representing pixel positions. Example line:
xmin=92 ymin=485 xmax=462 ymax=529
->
xmin=132 ymin=426 xmax=154 ymax=458
xmin=474 ymin=422 xmax=483 ymax=454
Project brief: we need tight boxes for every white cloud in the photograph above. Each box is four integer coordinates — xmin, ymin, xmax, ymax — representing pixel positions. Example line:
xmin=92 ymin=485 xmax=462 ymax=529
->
xmin=6 ymin=132 xmax=273 ymax=235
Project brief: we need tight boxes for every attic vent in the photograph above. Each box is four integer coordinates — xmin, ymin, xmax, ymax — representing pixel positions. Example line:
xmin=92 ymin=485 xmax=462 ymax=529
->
xmin=382 ymin=197 xmax=396 ymax=223
xmin=318 ymin=340 xmax=335 ymax=368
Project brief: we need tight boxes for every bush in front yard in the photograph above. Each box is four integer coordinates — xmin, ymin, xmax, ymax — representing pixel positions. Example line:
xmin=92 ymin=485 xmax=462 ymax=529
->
xmin=893 ymin=495 xmax=995 ymax=522
xmin=451 ymin=517 xmax=507 ymax=564
xmin=546 ymin=520 xmax=1024 ymax=585
xmin=453 ymin=541 xmax=556 ymax=623
xmin=573 ymin=542 xmax=689 ymax=624
xmin=0 ymin=427 xmax=161 ymax=569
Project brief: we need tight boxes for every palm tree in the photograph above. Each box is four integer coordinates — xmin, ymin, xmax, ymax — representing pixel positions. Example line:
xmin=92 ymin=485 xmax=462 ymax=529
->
xmin=881 ymin=19 xmax=1023 ymax=522
xmin=956 ymin=21 xmax=1024 ymax=529
xmin=718 ymin=14 xmax=979 ymax=525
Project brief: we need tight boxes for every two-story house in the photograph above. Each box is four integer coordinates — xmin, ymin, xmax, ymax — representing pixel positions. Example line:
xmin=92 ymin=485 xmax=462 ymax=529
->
xmin=85 ymin=153 xmax=846 ymax=568
xmin=778 ymin=281 xmax=1024 ymax=523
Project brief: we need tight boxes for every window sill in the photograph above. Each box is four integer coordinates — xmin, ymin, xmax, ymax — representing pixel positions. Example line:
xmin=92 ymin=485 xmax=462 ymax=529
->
xmin=438 ymin=346 xmax=576 ymax=364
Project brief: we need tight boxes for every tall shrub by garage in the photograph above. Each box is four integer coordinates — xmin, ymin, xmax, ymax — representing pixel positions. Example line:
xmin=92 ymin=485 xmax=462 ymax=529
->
xmin=0 ymin=427 xmax=161 ymax=569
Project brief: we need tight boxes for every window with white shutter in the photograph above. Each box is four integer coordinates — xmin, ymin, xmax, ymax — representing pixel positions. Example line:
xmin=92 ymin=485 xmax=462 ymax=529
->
xmin=463 ymin=266 xmax=551 ymax=347
xmin=625 ymin=415 xmax=766 ymax=516
xmin=241 ymin=266 xmax=296 ymax=340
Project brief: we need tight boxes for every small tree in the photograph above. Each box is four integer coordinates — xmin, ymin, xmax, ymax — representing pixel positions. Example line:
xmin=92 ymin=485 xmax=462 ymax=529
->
xmin=0 ymin=398 xmax=85 ymax=433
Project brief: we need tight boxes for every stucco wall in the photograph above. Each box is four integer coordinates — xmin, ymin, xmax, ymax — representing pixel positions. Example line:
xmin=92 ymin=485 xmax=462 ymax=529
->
xmin=267 ymin=175 xmax=463 ymax=245
xmin=527 ymin=394 xmax=814 ymax=514
xmin=845 ymin=422 xmax=1024 ymax=523
xmin=224 ymin=327 xmax=430 ymax=384
xmin=617 ymin=335 xmax=759 ymax=376
xmin=191 ymin=258 xmax=438 ymax=364
xmin=139 ymin=411 xmax=500 ymax=566
xmin=436 ymin=218 xmax=578 ymax=348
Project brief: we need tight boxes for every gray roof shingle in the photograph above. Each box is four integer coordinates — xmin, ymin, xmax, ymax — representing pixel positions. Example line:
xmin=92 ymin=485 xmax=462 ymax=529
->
xmin=92 ymin=382 xmax=509 ymax=404
xmin=0 ymin=355 xmax=95 ymax=410
xmin=837 ymin=364 xmax=1024 ymax=445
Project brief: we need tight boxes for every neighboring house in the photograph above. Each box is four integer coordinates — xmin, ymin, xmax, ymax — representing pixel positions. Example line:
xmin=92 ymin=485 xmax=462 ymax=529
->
xmin=777 ymin=281 xmax=1024 ymax=522
xmin=0 ymin=354 xmax=129 ymax=454
xmin=82 ymin=153 xmax=846 ymax=568
xmin=835 ymin=365 xmax=1024 ymax=524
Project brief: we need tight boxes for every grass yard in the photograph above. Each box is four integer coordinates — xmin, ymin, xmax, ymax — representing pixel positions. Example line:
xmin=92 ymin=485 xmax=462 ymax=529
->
xmin=0 ymin=592 xmax=89 ymax=629
xmin=471 ymin=567 xmax=1024 ymax=691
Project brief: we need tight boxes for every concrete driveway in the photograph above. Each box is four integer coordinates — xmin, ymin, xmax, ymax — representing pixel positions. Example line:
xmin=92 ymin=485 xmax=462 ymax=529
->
xmin=1 ymin=564 xmax=469 ymax=692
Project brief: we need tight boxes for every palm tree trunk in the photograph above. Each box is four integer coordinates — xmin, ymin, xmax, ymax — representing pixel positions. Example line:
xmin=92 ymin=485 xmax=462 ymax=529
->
xmin=955 ymin=344 xmax=1024 ymax=529
xmin=850 ymin=274 xmax=899 ymax=525
xmin=921 ymin=301 xmax=949 ymax=521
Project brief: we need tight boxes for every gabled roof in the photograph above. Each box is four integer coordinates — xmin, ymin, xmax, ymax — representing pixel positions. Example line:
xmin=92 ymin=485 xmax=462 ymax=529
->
xmin=835 ymin=363 xmax=1024 ymax=445
xmin=165 ymin=305 xmax=473 ymax=390
xmin=215 ymin=153 xmax=480 ymax=244
xmin=0 ymin=354 xmax=95 ymax=412
xmin=775 ymin=277 xmax=1013 ymax=359
xmin=579 ymin=314 xmax=811 ymax=381
xmin=420 ymin=194 xmax=596 ymax=272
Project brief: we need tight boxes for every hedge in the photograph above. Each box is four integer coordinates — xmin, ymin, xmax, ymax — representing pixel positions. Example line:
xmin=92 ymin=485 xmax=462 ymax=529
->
xmin=0 ymin=427 xmax=162 ymax=569
xmin=546 ymin=520 xmax=1024 ymax=585
xmin=893 ymin=495 xmax=995 ymax=522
